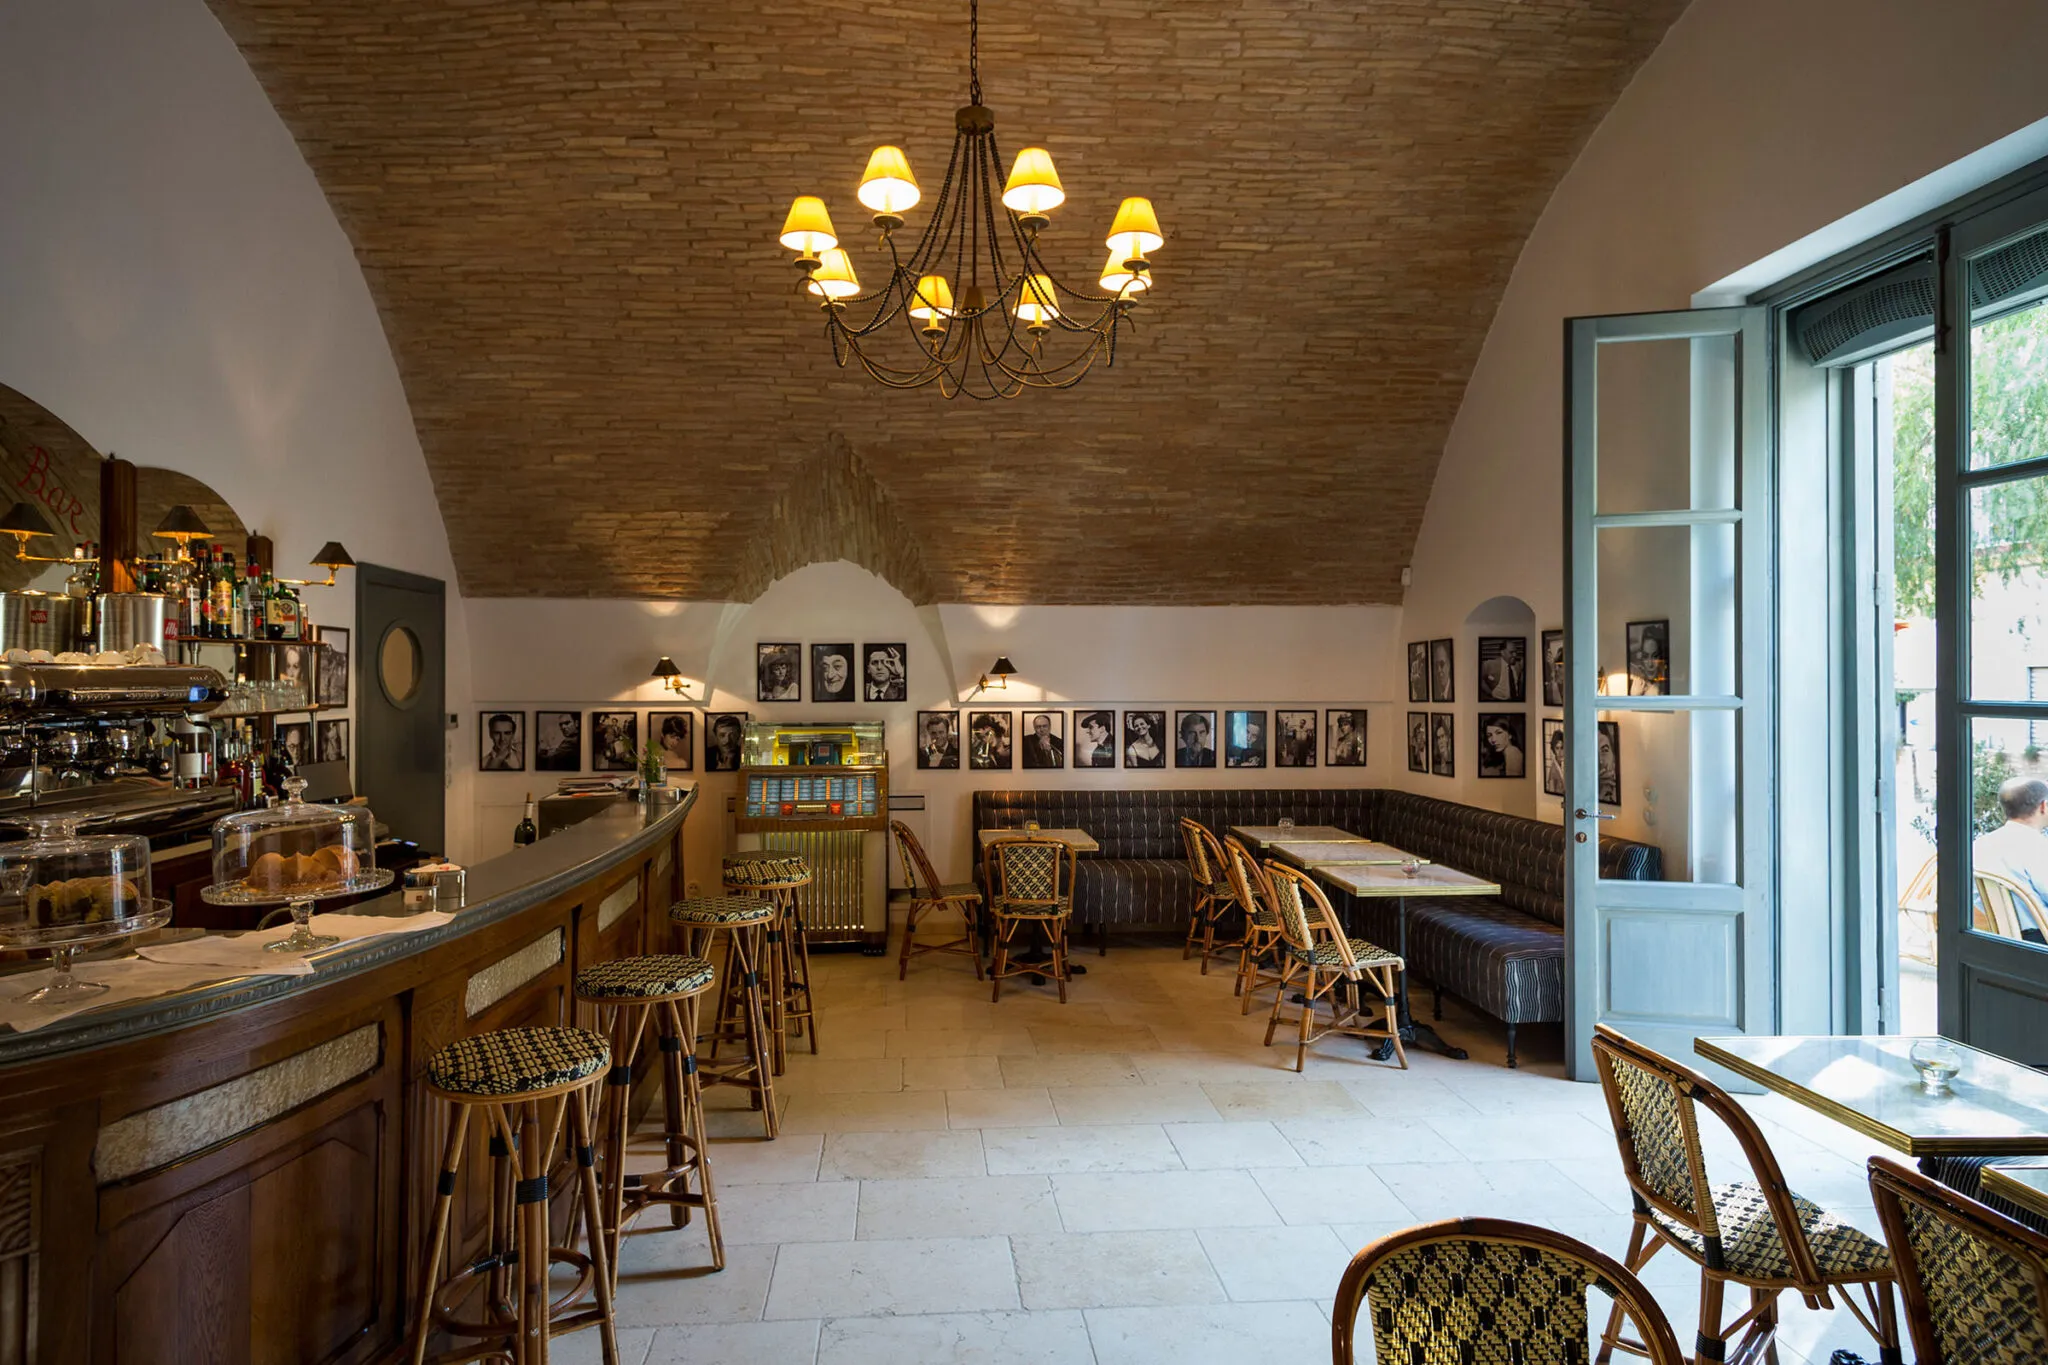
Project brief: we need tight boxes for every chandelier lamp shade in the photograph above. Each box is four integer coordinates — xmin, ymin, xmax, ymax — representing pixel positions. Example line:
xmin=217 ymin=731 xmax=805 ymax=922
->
xmin=777 ymin=0 xmax=1163 ymax=399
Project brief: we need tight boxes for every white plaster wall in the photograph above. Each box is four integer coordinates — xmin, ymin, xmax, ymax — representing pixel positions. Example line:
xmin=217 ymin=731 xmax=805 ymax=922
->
xmin=1400 ymin=0 xmax=2048 ymax=871
xmin=0 ymin=0 xmax=476 ymax=858
xmin=466 ymin=562 xmax=1403 ymax=882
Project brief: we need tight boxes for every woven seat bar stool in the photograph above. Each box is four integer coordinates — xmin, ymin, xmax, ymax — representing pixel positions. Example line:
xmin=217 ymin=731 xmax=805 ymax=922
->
xmin=1224 ymin=836 xmax=1286 ymax=1016
xmin=410 ymin=1025 xmax=618 ymax=1365
xmin=985 ymin=836 xmax=1077 ymax=1004
xmin=1591 ymin=1025 xmax=1901 ymax=1365
xmin=723 ymin=854 xmax=817 ymax=1072
xmin=891 ymin=819 xmax=984 ymax=981
xmin=573 ymin=954 xmax=725 ymax=1290
xmin=1868 ymin=1155 xmax=2048 ymax=1364
xmin=1261 ymin=861 xmax=1406 ymax=1073
xmin=1334 ymin=1217 xmax=1686 ymax=1365
xmin=669 ymin=896 xmax=779 ymax=1139
xmin=1179 ymin=818 xmax=1246 ymax=977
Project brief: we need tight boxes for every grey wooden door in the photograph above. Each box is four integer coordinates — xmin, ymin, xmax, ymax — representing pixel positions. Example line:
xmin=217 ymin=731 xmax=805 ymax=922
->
xmin=356 ymin=563 xmax=445 ymax=852
xmin=1563 ymin=306 xmax=1772 ymax=1081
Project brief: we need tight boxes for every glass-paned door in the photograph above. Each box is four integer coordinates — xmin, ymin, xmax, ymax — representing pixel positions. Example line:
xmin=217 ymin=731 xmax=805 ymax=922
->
xmin=1563 ymin=307 xmax=1772 ymax=1081
xmin=1941 ymin=207 xmax=2048 ymax=1062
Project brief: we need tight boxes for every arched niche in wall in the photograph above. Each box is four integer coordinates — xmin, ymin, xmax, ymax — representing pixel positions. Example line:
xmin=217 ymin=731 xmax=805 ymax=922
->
xmin=1463 ymin=594 xmax=1537 ymax=814
xmin=0 ymin=382 xmax=247 ymax=591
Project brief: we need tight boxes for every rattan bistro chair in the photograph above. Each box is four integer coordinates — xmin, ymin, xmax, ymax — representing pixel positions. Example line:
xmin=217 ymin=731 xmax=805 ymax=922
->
xmin=1868 ymin=1155 xmax=2048 ymax=1363
xmin=1179 ymin=817 xmax=1244 ymax=975
xmin=1591 ymin=1025 xmax=1900 ymax=1365
xmin=1224 ymin=835 xmax=1286 ymax=1015
xmin=1333 ymin=1217 xmax=1686 ymax=1365
xmin=891 ymin=819 xmax=983 ymax=981
xmin=1262 ymin=861 xmax=1406 ymax=1073
xmin=985 ymin=836 xmax=1077 ymax=1004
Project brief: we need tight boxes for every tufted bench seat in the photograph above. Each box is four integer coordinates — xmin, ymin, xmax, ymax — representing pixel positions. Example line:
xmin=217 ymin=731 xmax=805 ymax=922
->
xmin=970 ymin=787 xmax=1661 ymax=1064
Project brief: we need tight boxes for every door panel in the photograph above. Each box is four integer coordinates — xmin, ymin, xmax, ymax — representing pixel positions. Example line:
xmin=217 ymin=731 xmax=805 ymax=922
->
xmin=1565 ymin=306 xmax=1772 ymax=1080
xmin=356 ymin=564 xmax=445 ymax=852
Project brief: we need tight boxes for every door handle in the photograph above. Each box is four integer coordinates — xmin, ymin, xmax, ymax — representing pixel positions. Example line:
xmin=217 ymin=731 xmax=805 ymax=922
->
xmin=1573 ymin=809 xmax=1616 ymax=821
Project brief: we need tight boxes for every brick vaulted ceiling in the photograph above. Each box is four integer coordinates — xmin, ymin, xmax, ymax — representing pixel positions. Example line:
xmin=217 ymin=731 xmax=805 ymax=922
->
xmin=206 ymin=0 xmax=1685 ymax=605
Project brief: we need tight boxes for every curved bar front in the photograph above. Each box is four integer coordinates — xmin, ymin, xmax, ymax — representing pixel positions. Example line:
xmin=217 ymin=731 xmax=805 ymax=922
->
xmin=0 ymin=787 xmax=695 ymax=1365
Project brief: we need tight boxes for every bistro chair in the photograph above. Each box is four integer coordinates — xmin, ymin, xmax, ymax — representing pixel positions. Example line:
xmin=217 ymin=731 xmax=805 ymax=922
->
xmin=1262 ymin=860 xmax=1405 ymax=1073
xmin=1973 ymin=868 xmax=2048 ymax=944
xmin=1591 ymin=1025 xmax=1900 ymax=1365
xmin=1224 ymin=835 xmax=1286 ymax=1015
xmin=984 ymin=836 xmax=1077 ymax=1004
xmin=890 ymin=819 xmax=984 ymax=981
xmin=1178 ymin=817 xmax=1245 ymax=976
xmin=1332 ymin=1217 xmax=1685 ymax=1365
xmin=1868 ymin=1155 xmax=2048 ymax=1363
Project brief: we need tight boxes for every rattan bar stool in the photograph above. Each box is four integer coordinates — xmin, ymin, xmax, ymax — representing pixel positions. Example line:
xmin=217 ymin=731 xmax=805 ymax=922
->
xmin=668 ymin=896 xmax=778 ymax=1139
xmin=410 ymin=1025 xmax=618 ymax=1365
xmin=723 ymin=854 xmax=817 ymax=1071
xmin=1178 ymin=817 xmax=1245 ymax=977
xmin=573 ymin=954 xmax=725 ymax=1289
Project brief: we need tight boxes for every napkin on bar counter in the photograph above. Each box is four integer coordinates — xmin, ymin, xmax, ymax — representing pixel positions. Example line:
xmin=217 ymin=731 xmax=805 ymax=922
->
xmin=0 ymin=957 xmax=251 ymax=1034
xmin=136 ymin=909 xmax=458 ymax=977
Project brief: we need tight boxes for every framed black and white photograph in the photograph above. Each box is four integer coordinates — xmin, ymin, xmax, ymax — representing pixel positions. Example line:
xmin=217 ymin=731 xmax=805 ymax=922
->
xmin=1225 ymin=710 xmax=1267 ymax=768
xmin=1541 ymin=629 xmax=1565 ymax=708
xmin=536 ymin=711 xmax=582 ymax=772
xmin=1542 ymin=718 xmax=1565 ymax=797
xmin=650 ymin=711 xmax=694 ymax=770
xmin=1174 ymin=711 xmax=1217 ymax=768
xmin=316 ymin=626 xmax=349 ymax=708
xmin=968 ymin=711 xmax=1013 ymax=770
xmin=757 ymin=643 xmax=800 ymax=702
xmin=317 ymin=718 xmax=349 ymax=765
xmin=1408 ymin=642 xmax=1429 ymax=703
xmin=1430 ymin=713 xmax=1455 ymax=777
xmin=1477 ymin=712 xmax=1526 ymax=779
xmin=1627 ymin=620 xmax=1669 ymax=696
xmin=1020 ymin=711 xmax=1065 ymax=769
xmin=479 ymin=710 xmax=525 ymax=771
xmin=1598 ymin=719 xmax=1622 ymax=805
xmin=811 ymin=643 xmax=855 ymax=702
xmin=862 ymin=643 xmax=908 ymax=701
xmin=1073 ymin=710 xmax=1117 ymax=768
xmin=1275 ymin=710 xmax=1317 ymax=767
xmin=916 ymin=711 xmax=960 ymax=769
xmin=1429 ymin=638 xmax=1455 ymax=703
xmin=1478 ymin=636 xmax=1527 ymax=703
xmin=591 ymin=711 xmax=638 ymax=772
xmin=279 ymin=642 xmax=310 ymax=695
xmin=1327 ymin=709 xmax=1367 ymax=767
xmin=1123 ymin=711 xmax=1167 ymax=769
xmin=275 ymin=720 xmax=312 ymax=769
xmin=1407 ymin=713 xmax=1429 ymax=774
xmin=705 ymin=713 xmax=748 ymax=772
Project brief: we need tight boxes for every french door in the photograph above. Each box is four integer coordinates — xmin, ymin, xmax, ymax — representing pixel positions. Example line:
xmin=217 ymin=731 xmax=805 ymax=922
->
xmin=1562 ymin=307 xmax=1774 ymax=1081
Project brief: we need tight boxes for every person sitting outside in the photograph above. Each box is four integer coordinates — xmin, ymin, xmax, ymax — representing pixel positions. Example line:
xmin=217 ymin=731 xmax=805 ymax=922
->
xmin=1973 ymin=777 xmax=2048 ymax=941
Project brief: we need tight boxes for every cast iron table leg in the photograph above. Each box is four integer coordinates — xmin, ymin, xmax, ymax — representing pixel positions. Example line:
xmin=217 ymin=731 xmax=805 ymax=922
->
xmin=1392 ymin=895 xmax=1467 ymax=1060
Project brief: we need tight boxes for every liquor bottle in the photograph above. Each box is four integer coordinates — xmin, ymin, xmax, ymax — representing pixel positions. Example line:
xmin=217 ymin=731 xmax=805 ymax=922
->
xmin=233 ymin=563 xmax=255 ymax=640
xmin=513 ymin=794 xmax=539 ymax=847
xmin=212 ymin=548 xmax=237 ymax=639
xmin=285 ymin=581 xmax=304 ymax=640
xmin=262 ymin=568 xmax=285 ymax=640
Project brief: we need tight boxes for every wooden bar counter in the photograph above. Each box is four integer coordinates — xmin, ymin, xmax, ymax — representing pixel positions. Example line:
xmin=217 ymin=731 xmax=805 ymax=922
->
xmin=0 ymin=786 xmax=695 ymax=1365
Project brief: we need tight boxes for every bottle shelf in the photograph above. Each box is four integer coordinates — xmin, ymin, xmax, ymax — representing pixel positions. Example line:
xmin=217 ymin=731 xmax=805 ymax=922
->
xmin=173 ymin=636 xmax=327 ymax=650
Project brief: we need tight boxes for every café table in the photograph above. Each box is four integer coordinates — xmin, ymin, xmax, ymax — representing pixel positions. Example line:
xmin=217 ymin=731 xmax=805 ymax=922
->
xmin=1268 ymin=839 xmax=1422 ymax=870
xmin=1312 ymin=860 xmax=1502 ymax=1060
xmin=1229 ymin=824 xmax=1366 ymax=851
xmin=977 ymin=827 xmax=1100 ymax=854
xmin=1693 ymin=1034 xmax=2048 ymax=1173
xmin=1981 ymin=1160 xmax=2048 ymax=1223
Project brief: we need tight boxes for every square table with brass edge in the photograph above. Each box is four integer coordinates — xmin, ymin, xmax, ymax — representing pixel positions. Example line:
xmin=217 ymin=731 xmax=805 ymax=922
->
xmin=1694 ymin=1035 xmax=2048 ymax=1169
xmin=1982 ymin=1160 xmax=2048 ymax=1226
xmin=1314 ymin=859 xmax=1502 ymax=1062
xmin=1228 ymin=824 xmax=1366 ymax=851
xmin=978 ymin=827 xmax=1100 ymax=853
xmin=1268 ymin=839 xmax=1424 ymax=870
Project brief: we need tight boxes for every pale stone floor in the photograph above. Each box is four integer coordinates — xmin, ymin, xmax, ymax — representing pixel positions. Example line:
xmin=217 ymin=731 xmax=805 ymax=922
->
xmin=560 ymin=936 xmax=1896 ymax=1365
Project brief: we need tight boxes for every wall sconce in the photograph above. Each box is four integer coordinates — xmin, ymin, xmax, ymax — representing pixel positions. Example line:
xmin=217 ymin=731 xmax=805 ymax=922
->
xmin=974 ymin=655 xmax=1017 ymax=694
xmin=150 ymin=505 xmax=212 ymax=561
xmin=650 ymin=655 xmax=694 ymax=696
xmin=0 ymin=502 xmax=67 ymax=563
xmin=274 ymin=542 xmax=357 ymax=589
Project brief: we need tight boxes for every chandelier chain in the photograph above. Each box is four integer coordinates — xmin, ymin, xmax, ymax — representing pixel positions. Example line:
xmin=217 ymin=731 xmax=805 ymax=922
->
xmin=968 ymin=0 xmax=981 ymax=105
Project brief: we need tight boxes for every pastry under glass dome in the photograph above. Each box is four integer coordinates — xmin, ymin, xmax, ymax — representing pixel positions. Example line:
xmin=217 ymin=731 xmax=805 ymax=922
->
xmin=0 ymin=814 xmax=171 ymax=1003
xmin=201 ymin=778 xmax=392 ymax=953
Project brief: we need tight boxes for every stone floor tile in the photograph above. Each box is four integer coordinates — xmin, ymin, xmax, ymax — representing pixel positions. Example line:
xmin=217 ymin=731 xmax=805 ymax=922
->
xmin=715 ymin=1180 xmax=860 ymax=1244
xmin=1272 ymin=1115 xmax=1446 ymax=1166
xmin=1195 ymin=1224 xmax=1354 ymax=1302
xmin=903 ymin=1055 xmax=1007 ymax=1091
xmin=613 ymin=1242 xmax=778 ymax=1328
xmin=982 ymin=1124 xmax=1185 ymax=1175
xmin=777 ymin=1056 xmax=906 ymax=1094
xmin=816 ymin=1309 xmax=1095 ymax=1365
xmin=779 ymin=1090 xmax=951 ymax=1135
xmin=643 ymin=1320 xmax=822 ymax=1365
xmin=1250 ymin=1164 xmax=1412 ymax=1225
xmin=1000 ymin=1053 xmax=1146 ymax=1088
xmin=765 ymin=1236 xmax=1020 ymax=1319
xmin=1201 ymin=1079 xmax=1367 ymax=1121
xmin=1425 ymin=1109 xmax=1613 ymax=1163
xmin=1369 ymin=1158 xmax=1619 ymax=1224
xmin=549 ymin=1325 xmax=657 ymax=1365
xmin=1083 ymin=1300 xmax=1331 ymax=1365
xmin=1012 ymin=1229 xmax=1226 ymax=1309
xmin=1052 ymin=1169 xmax=1280 ymax=1232
xmin=1163 ymin=1120 xmax=1304 ymax=1170
xmin=1029 ymin=1023 xmax=1165 ymax=1054
xmin=1048 ymin=1082 xmax=1224 ymax=1126
xmin=885 ymin=1027 xmax=1037 ymax=1057
xmin=702 ymin=1132 xmax=822 ymax=1184
xmin=855 ymin=1174 xmax=1063 ymax=1239
xmin=949 ymin=1087 xmax=1059 ymax=1129
xmin=818 ymin=1129 xmax=986 ymax=1181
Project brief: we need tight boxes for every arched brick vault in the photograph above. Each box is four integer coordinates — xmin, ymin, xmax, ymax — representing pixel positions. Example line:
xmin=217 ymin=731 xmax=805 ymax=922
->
xmin=204 ymin=0 xmax=1686 ymax=605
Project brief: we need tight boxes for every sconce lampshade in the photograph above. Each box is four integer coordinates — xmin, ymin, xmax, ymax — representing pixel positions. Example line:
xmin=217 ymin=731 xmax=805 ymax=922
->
xmin=151 ymin=504 xmax=211 ymax=540
xmin=311 ymin=541 xmax=356 ymax=570
xmin=857 ymin=146 xmax=921 ymax=217
xmin=989 ymin=656 xmax=1017 ymax=682
xmin=1002 ymin=148 xmax=1065 ymax=216
xmin=779 ymin=196 xmax=839 ymax=256
xmin=651 ymin=656 xmax=681 ymax=680
xmin=0 ymin=502 xmax=57 ymax=539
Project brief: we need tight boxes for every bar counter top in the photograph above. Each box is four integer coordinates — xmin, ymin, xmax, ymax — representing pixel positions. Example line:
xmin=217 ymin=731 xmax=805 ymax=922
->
xmin=0 ymin=783 xmax=695 ymax=1068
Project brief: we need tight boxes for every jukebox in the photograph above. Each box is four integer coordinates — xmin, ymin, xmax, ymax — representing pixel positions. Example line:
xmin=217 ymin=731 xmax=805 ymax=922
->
xmin=734 ymin=721 xmax=888 ymax=947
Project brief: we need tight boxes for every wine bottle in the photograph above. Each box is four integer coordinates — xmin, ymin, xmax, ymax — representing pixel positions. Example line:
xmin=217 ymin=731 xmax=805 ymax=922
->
xmin=513 ymin=794 xmax=538 ymax=846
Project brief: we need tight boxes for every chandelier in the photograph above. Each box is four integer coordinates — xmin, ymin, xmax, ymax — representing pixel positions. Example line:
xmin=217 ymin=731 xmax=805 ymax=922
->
xmin=776 ymin=0 xmax=1164 ymax=400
